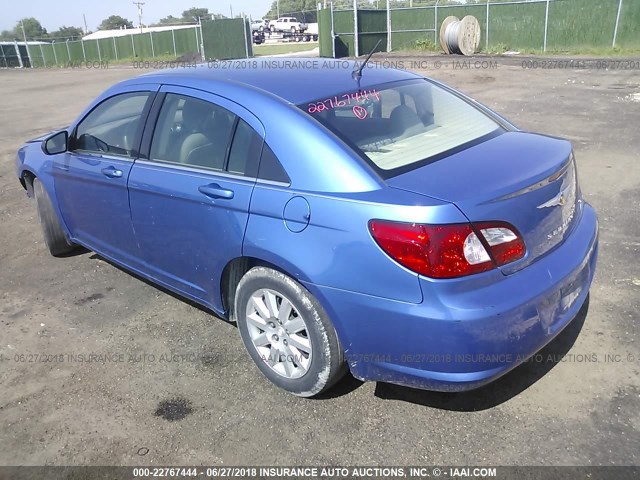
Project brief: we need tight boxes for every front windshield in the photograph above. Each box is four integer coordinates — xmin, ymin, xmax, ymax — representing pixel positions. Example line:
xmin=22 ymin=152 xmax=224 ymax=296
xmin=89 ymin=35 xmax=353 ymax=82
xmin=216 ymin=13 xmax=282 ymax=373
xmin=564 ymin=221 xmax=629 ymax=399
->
xmin=301 ymin=79 xmax=503 ymax=175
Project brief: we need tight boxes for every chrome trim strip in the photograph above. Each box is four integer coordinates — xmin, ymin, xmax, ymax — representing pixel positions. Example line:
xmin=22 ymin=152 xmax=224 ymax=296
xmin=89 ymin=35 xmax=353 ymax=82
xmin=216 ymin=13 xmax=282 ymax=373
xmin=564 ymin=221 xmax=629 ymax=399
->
xmin=135 ymin=159 xmax=290 ymax=187
xmin=135 ymin=159 xmax=252 ymax=181
xmin=70 ymin=151 xmax=135 ymax=162
xmin=487 ymin=156 xmax=572 ymax=204
xmin=255 ymin=179 xmax=291 ymax=187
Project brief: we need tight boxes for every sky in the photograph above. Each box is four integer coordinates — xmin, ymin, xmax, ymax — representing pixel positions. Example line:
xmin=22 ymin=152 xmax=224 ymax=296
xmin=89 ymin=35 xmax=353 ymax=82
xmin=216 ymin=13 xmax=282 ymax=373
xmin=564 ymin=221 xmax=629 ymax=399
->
xmin=1 ymin=0 xmax=276 ymax=33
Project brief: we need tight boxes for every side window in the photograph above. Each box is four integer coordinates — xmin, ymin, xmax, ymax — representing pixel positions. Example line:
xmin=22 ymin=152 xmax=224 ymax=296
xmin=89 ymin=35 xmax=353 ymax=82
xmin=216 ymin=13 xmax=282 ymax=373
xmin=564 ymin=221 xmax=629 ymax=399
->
xmin=150 ymin=93 xmax=237 ymax=171
xmin=73 ymin=92 xmax=151 ymax=157
xmin=258 ymin=145 xmax=290 ymax=184
xmin=227 ymin=119 xmax=263 ymax=177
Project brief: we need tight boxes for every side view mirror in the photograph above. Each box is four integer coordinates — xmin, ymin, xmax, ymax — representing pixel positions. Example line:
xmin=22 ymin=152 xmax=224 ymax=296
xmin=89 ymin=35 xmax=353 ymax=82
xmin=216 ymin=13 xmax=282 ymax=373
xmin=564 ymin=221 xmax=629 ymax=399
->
xmin=42 ymin=131 xmax=68 ymax=155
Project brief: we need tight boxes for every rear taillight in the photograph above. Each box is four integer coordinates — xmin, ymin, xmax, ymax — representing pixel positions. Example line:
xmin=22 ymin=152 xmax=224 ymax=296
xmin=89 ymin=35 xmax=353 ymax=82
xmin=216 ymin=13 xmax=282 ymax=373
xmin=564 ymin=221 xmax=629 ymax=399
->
xmin=474 ymin=222 xmax=526 ymax=267
xmin=368 ymin=220 xmax=525 ymax=279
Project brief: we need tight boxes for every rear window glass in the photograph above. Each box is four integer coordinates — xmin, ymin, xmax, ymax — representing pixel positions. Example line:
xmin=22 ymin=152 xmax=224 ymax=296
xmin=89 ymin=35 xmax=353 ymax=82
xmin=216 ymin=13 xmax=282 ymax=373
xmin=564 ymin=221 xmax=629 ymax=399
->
xmin=300 ymin=80 xmax=503 ymax=176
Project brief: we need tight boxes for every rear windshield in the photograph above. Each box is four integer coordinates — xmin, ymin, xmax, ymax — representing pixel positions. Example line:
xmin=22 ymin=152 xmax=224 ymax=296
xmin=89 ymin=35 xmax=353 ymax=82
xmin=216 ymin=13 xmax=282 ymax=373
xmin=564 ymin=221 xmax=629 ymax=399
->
xmin=300 ymin=79 xmax=503 ymax=177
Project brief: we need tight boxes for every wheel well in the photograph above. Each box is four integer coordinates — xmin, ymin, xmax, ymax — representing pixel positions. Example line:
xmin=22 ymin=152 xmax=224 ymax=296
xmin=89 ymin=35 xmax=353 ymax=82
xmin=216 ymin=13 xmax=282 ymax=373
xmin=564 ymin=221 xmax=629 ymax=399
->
xmin=21 ymin=171 xmax=36 ymax=197
xmin=220 ymin=257 xmax=293 ymax=321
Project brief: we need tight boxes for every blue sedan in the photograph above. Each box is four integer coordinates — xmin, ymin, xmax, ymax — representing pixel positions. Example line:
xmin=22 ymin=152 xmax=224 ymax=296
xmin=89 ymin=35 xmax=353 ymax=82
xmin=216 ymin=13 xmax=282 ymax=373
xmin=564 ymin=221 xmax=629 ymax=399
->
xmin=15 ymin=61 xmax=598 ymax=397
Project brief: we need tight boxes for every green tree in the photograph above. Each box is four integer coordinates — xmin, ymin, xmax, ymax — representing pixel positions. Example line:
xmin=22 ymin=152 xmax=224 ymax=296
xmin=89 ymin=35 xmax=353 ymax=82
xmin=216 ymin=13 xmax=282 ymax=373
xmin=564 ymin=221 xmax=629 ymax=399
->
xmin=181 ymin=7 xmax=211 ymax=21
xmin=154 ymin=9 xmax=225 ymax=26
xmin=156 ymin=15 xmax=184 ymax=25
xmin=49 ymin=25 xmax=84 ymax=41
xmin=0 ymin=29 xmax=14 ymax=40
xmin=14 ymin=17 xmax=48 ymax=39
xmin=265 ymin=0 xmax=329 ymax=21
xmin=265 ymin=1 xmax=312 ymax=19
xmin=98 ymin=15 xmax=134 ymax=30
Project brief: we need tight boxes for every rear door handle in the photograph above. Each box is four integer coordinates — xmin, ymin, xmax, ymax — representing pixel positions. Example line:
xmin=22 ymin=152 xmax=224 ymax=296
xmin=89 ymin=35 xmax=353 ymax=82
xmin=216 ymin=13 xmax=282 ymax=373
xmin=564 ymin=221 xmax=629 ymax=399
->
xmin=198 ymin=184 xmax=234 ymax=200
xmin=101 ymin=166 xmax=123 ymax=178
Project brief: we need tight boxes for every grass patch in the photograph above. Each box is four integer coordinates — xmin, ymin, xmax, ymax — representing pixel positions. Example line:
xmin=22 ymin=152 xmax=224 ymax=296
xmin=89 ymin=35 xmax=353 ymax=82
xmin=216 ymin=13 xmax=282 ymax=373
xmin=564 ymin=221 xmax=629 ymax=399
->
xmin=253 ymin=42 xmax=318 ymax=56
xmin=399 ymin=44 xmax=640 ymax=57
xmin=481 ymin=43 xmax=510 ymax=55
xmin=414 ymin=38 xmax=438 ymax=52
xmin=532 ymin=46 xmax=640 ymax=57
xmin=477 ymin=43 xmax=640 ymax=56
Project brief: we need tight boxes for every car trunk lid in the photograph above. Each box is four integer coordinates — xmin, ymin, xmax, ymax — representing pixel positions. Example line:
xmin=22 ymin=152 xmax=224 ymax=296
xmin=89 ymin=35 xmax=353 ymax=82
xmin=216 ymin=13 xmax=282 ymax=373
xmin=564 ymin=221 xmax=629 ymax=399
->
xmin=386 ymin=131 xmax=579 ymax=273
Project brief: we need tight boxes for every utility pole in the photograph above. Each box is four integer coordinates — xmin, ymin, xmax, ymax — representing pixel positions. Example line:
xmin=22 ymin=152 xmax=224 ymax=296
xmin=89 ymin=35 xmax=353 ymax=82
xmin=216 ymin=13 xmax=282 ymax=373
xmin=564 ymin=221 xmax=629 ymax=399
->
xmin=133 ymin=1 xmax=145 ymax=32
xmin=353 ymin=0 xmax=358 ymax=57
xmin=613 ymin=0 xmax=623 ymax=48
xmin=82 ymin=14 xmax=89 ymax=34
xmin=20 ymin=20 xmax=33 ymax=68
xmin=196 ymin=17 xmax=205 ymax=62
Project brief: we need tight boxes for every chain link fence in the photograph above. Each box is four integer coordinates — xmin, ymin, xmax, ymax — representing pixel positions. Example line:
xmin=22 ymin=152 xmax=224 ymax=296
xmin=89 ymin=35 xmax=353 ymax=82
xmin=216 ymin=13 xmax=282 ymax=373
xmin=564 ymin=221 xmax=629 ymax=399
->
xmin=2 ymin=18 xmax=252 ymax=68
xmin=201 ymin=18 xmax=253 ymax=61
xmin=318 ymin=0 xmax=640 ymax=58
xmin=22 ymin=26 xmax=202 ymax=68
xmin=1 ymin=42 xmax=27 ymax=67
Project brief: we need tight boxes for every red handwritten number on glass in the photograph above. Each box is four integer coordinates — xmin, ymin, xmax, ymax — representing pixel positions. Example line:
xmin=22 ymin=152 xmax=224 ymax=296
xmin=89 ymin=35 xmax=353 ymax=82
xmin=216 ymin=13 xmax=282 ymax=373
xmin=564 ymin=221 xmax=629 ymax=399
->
xmin=308 ymin=89 xmax=379 ymax=114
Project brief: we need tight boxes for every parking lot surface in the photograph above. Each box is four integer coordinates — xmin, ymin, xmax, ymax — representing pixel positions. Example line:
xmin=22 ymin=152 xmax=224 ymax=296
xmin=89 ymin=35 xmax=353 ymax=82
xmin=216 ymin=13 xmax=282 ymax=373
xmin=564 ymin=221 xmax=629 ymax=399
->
xmin=0 ymin=55 xmax=639 ymax=466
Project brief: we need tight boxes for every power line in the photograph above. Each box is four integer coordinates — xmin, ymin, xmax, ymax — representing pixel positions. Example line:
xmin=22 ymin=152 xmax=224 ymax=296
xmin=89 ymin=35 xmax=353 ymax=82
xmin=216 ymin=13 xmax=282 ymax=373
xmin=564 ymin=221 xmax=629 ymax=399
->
xmin=133 ymin=1 xmax=145 ymax=31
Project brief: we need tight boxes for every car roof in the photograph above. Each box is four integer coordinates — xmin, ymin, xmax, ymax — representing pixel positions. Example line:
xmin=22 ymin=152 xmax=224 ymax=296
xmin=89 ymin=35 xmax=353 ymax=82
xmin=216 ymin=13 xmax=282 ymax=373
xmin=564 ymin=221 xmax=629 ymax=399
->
xmin=132 ymin=58 xmax=422 ymax=105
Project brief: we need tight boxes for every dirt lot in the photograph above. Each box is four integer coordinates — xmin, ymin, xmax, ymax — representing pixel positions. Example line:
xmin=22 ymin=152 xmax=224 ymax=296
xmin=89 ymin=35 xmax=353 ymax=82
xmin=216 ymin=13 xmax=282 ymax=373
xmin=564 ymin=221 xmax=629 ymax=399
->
xmin=1 ymin=54 xmax=639 ymax=467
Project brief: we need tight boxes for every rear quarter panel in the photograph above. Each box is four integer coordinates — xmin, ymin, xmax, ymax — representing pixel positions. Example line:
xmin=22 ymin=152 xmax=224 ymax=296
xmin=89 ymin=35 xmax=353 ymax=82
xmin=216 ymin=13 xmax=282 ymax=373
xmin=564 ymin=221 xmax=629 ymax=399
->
xmin=243 ymin=185 xmax=468 ymax=304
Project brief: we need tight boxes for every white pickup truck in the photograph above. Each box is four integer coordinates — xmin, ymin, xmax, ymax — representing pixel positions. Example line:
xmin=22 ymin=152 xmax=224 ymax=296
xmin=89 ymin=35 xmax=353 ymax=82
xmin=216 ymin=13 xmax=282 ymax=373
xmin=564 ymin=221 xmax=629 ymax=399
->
xmin=269 ymin=17 xmax=308 ymax=33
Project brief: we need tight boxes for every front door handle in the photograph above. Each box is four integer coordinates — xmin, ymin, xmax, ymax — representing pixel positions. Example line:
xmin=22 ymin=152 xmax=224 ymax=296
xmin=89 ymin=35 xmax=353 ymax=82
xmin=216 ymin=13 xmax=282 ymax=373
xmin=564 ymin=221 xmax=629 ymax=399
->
xmin=101 ymin=166 xmax=123 ymax=178
xmin=198 ymin=184 xmax=234 ymax=200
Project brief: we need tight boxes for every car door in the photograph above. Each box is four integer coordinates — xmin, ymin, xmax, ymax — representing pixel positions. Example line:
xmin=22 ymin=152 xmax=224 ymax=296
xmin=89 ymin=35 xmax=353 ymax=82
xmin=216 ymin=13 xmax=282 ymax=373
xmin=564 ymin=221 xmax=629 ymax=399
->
xmin=52 ymin=88 xmax=157 ymax=263
xmin=128 ymin=86 xmax=265 ymax=309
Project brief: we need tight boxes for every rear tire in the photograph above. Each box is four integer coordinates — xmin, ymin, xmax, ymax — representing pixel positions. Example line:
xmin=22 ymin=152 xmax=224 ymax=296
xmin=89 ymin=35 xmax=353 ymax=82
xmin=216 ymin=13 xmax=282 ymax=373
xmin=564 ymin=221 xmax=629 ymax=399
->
xmin=235 ymin=267 xmax=346 ymax=397
xmin=33 ymin=178 xmax=76 ymax=256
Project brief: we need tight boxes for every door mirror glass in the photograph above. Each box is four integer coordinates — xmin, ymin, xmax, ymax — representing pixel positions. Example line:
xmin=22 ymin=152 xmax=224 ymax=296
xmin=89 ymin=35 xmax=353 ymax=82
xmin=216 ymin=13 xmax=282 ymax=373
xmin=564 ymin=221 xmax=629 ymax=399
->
xmin=42 ymin=131 xmax=68 ymax=155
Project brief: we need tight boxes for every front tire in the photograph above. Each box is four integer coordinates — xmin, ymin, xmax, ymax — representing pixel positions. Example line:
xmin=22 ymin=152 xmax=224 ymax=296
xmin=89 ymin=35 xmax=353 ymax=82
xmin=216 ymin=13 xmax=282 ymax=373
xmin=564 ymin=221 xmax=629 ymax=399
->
xmin=33 ymin=177 xmax=76 ymax=256
xmin=235 ymin=267 xmax=346 ymax=397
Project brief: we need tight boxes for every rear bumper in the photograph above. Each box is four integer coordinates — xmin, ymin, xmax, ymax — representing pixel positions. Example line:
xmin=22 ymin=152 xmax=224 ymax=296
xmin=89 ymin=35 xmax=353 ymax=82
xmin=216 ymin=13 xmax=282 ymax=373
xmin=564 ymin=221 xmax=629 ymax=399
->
xmin=305 ymin=202 xmax=599 ymax=392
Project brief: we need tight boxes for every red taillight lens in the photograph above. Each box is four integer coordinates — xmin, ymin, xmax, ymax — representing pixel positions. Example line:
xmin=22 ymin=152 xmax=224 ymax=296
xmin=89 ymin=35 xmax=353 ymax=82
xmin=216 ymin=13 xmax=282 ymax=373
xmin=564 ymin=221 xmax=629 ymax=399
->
xmin=369 ymin=220 xmax=525 ymax=279
xmin=474 ymin=222 xmax=526 ymax=267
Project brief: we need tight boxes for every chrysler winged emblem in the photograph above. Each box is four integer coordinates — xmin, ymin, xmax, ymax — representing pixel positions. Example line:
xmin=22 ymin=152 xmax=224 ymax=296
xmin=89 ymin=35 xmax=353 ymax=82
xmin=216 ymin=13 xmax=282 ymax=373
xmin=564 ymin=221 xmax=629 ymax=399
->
xmin=538 ymin=185 xmax=569 ymax=209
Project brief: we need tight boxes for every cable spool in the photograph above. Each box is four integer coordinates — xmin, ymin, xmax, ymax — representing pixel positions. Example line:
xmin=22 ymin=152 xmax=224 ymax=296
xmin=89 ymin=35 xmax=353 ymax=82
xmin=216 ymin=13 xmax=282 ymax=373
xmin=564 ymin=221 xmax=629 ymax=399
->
xmin=439 ymin=15 xmax=481 ymax=56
